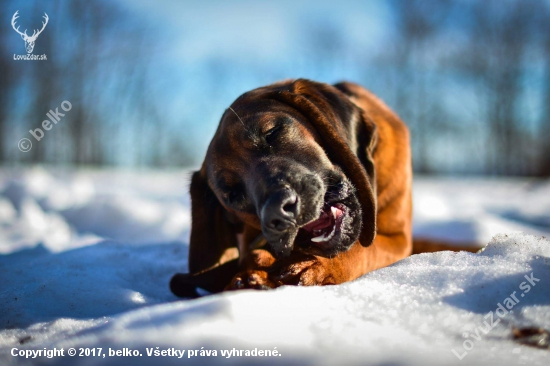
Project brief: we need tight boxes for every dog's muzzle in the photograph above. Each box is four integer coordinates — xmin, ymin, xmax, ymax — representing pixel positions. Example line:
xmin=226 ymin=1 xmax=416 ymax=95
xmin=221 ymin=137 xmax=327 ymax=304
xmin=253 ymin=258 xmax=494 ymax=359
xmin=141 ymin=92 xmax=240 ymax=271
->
xmin=258 ymin=172 xmax=325 ymax=257
xmin=260 ymin=187 xmax=300 ymax=257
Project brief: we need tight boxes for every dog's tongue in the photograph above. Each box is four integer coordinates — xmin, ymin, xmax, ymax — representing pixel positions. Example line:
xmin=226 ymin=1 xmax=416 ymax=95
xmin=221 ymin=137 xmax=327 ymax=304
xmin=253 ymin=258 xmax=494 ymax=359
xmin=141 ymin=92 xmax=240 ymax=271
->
xmin=302 ymin=205 xmax=343 ymax=232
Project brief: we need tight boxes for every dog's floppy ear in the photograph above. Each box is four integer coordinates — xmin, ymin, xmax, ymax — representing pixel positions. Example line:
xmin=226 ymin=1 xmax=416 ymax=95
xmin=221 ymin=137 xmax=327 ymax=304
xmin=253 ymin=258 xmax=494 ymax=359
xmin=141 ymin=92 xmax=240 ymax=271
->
xmin=170 ymin=169 xmax=240 ymax=297
xmin=267 ymin=79 xmax=378 ymax=247
xmin=187 ymin=169 xmax=240 ymax=273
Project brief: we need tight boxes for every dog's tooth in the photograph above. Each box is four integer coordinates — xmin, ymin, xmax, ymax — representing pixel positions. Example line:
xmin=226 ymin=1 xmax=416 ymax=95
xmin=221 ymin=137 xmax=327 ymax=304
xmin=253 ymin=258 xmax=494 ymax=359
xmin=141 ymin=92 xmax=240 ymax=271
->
xmin=331 ymin=206 xmax=337 ymax=218
xmin=311 ymin=234 xmax=328 ymax=243
xmin=311 ymin=224 xmax=337 ymax=243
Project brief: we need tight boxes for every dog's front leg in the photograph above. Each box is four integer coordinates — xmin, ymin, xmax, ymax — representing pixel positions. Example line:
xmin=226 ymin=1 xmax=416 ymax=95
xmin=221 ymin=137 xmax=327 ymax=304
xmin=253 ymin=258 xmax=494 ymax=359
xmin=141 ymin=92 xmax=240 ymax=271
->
xmin=226 ymin=244 xmax=372 ymax=289
xmin=225 ymin=249 xmax=278 ymax=290
xmin=265 ymin=243 xmax=377 ymax=286
xmin=226 ymin=233 xmax=408 ymax=289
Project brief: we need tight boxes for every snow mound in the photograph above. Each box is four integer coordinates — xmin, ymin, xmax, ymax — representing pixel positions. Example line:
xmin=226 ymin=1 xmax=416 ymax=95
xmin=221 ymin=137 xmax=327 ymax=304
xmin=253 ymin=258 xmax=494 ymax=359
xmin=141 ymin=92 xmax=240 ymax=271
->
xmin=0 ymin=167 xmax=191 ymax=254
xmin=1 ymin=233 xmax=549 ymax=365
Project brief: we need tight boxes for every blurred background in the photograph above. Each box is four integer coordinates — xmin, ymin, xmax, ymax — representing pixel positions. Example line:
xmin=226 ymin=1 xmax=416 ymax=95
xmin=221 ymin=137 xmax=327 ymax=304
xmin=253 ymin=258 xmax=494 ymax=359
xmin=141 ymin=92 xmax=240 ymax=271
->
xmin=1 ymin=0 xmax=549 ymax=175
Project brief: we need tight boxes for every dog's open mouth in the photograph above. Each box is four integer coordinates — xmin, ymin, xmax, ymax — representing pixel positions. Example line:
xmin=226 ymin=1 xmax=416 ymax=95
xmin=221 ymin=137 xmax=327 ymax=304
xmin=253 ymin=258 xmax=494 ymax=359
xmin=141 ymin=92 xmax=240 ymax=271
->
xmin=297 ymin=203 xmax=348 ymax=247
xmin=261 ymin=175 xmax=362 ymax=257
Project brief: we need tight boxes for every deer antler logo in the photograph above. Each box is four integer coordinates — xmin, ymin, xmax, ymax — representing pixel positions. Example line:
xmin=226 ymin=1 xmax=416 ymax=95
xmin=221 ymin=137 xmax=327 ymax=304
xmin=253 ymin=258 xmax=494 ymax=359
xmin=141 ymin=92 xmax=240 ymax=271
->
xmin=11 ymin=11 xmax=49 ymax=54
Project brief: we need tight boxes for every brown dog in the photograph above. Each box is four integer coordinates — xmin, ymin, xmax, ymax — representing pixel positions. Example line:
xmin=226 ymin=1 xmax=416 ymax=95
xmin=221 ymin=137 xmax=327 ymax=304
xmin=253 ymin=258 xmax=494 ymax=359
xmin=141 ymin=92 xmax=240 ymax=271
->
xmin=170 ymin=79 xmax=413 ymax=297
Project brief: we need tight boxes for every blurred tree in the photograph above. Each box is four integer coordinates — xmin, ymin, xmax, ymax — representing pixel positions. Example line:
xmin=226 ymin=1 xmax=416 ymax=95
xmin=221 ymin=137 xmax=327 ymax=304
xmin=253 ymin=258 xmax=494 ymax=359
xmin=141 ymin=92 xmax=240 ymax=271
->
xmin=389 ymin=0 xmax=454 ymax=173
xmin=478 ymin=1 xmax=528 ymax=175
xmin=541 ymin=36 xmax=550 ymax=176
xmin=0 ymin=0 xmax=167 ymax=167
xmin=0 ymin=32 xmax=13 ymax=162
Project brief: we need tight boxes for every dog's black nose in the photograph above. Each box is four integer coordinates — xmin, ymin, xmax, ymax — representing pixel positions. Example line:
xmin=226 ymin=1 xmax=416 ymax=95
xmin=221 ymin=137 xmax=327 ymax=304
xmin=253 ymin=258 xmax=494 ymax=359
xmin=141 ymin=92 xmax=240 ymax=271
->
xmin=261 ymin=189 xmax=299 ymax=232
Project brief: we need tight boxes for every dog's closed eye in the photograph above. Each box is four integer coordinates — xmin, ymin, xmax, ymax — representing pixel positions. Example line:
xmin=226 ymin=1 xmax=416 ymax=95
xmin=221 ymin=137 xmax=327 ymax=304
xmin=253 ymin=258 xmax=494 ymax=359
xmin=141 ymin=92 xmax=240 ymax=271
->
xmin=264 ymin=125 xmax=283 ymax=145
xmin=223 ymin=185 xmax=245 ymax=205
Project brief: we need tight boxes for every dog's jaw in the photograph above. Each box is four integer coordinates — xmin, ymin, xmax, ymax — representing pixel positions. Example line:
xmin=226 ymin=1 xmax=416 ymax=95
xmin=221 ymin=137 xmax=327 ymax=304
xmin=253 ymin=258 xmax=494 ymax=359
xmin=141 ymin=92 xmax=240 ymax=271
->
xmin=264 ymin=227 xmax=299 ymax=258
xmin=303 ymin=203 xmax=346 ymax=243
xmin=294 ymin=195 xmax=362 ymax=257
xmin=264 ymin=176 xmax=363 ymax=258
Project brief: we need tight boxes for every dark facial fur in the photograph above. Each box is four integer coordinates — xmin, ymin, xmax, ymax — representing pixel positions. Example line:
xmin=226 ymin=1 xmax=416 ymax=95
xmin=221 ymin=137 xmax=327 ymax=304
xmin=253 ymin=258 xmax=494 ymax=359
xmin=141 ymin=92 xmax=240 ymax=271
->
xmin=206 ymin=99 xmax=362 ymax=258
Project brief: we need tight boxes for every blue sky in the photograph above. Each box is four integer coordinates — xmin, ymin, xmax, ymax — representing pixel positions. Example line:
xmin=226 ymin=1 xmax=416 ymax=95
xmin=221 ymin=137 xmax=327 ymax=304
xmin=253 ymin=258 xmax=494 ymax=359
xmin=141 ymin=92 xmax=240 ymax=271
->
xmin=110 ymin=0 xmax=398 ymax=161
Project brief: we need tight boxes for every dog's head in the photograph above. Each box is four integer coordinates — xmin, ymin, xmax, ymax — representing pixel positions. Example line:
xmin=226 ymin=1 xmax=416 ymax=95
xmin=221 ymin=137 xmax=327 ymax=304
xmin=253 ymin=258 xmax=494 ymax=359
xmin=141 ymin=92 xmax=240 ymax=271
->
xmin=190 ymin=79 xmax=377 ymax=265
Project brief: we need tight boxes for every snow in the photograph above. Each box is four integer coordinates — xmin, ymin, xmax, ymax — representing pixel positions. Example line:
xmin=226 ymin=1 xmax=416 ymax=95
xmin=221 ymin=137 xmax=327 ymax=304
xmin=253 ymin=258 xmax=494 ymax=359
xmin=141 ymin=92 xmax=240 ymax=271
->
xmin=413 ymin=177 xmax=550 ymax=246
xmin=1 ymin=167 xmax=549 ymax=365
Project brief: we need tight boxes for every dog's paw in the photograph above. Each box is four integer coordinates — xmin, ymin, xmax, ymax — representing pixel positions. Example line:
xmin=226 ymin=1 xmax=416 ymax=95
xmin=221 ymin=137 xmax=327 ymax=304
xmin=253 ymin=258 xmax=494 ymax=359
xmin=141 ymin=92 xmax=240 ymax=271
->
xmin=269 ymin=255 xmax=336 ymax=286
xmin=225 ymin=270 xmax=277 ymax=291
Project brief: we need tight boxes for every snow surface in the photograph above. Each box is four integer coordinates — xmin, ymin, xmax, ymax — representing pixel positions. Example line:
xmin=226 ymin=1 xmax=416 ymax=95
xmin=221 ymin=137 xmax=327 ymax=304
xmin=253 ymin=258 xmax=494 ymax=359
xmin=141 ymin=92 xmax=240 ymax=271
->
xmin=1 ymin=167 xmax=549 ymax=365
